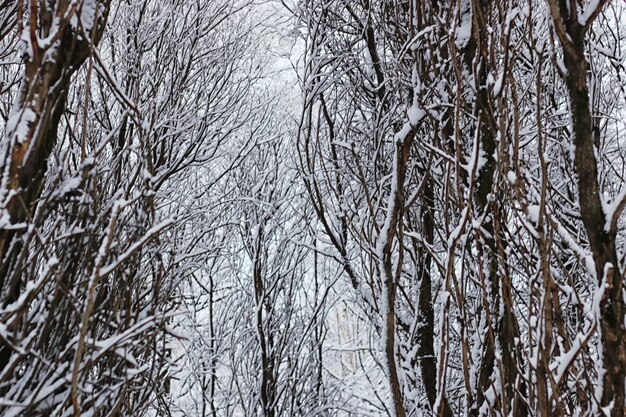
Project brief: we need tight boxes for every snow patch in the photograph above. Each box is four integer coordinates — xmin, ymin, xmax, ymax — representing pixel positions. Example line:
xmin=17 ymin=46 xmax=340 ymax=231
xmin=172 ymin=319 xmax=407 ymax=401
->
xmin=506 ymin=170 xmax=517 ymax=184
xmin=578 ymin=0 xmax=601 ymax=27
xmin=407 ymin=103 xmax=426 ymax=125
xmin=527 ymin=205 xmax=540 ymax=224
xmin=455 ymin=11 xmax=472 ymax=49
xmin=601 ymin=188 xmax=626 ymax=232
xmin=6 ymin=107 xmax=37 ymax=144
xmin=71 ymin=0 xmax=98 ymax=33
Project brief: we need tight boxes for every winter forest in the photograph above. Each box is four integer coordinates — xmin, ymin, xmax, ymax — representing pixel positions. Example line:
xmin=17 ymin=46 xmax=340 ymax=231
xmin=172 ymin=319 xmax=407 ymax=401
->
xmin=3 ymin=0 xmax=626 ymax=416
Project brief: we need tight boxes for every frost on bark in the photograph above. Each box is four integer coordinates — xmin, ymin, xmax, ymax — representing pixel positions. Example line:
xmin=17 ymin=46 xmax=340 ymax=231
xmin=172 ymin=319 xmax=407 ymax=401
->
xmin=463 ymin=1 xmax=526 ymax=415
xmin=547 ymin=0 xmax=625 ymax=415
xmin=0 ymin=1 xmax=109 ymax=308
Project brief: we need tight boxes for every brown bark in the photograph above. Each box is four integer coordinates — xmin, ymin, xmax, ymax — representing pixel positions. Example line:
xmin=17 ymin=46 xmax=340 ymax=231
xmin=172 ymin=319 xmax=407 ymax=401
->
xmin=405 ymin=2 xmax=454 ymax=414
xmin=252 ymin=224 xmax=276 ymax=417
xmin=0 ymin=0 xmax=110 ymax=378
xmin=379 ymin=129 xmax=416 ymax=417
xmin=546 ymin=1 xmax=624 ymax=415
xmin=415 ymin=180 xmax=453 ymax=417
xmin=467 ymin=1 xmax=527 ymax=415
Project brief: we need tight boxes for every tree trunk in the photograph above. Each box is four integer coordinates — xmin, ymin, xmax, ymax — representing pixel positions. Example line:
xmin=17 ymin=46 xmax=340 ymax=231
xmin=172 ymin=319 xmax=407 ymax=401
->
xmin=468 ymin=1 xmax=526 ymax=415
xmin=546 ymin=1 xmax=625 ymax=415
xmin=0 ymin=0 xmax=109 ymax=378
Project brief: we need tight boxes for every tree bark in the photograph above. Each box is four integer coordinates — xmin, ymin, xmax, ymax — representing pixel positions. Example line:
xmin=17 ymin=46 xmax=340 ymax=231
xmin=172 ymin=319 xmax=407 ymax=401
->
xmin=468 ymin=1 xmax=526 ymax=415
xmin=546 ymin=1 xmax=624 ymax=415
xmin=0 ymin=0 xmax=110 ymax=379
xmin=416 ymin=180 xmax=453 ymax=417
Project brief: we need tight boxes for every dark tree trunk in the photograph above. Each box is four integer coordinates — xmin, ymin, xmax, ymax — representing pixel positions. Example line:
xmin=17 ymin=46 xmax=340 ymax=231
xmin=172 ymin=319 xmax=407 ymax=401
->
xmin=0 ymin=0 xmax=109 ymax=381
xmin=546 ymin=1 xmax=625 ymax=415
xmin=468 ymin=1 xmax=526 ymax=415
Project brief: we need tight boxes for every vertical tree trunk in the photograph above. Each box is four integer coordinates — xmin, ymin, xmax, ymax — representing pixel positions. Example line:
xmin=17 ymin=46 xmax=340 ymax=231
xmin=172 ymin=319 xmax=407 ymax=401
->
xmin=416 ymin=180 xmax=453 ymax=417
xmin=0 ymin=0 xmax=109 ymax=377
xmin=467 ymin=1 xmax=526 ymax=415
xmin=378 ymin=128 xmax=417 ymax=417
xmin=253 ymin=224 xmax=276 ymax=417
xmin=546 ymin=1 xmax=625 ymax=415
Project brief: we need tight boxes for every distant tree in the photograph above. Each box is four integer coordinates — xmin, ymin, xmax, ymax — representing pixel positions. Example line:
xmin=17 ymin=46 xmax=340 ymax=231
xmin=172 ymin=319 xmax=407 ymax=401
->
xmin=0 ymin=1 xmax=284 ymax=415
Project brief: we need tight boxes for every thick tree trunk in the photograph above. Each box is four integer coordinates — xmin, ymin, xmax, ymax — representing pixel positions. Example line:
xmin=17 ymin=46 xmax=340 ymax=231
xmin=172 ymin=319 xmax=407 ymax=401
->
xmin=546 ymin=1 xmax=625 ymax=415
xmin=0 ymin=0 xmax=109 ymax=382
